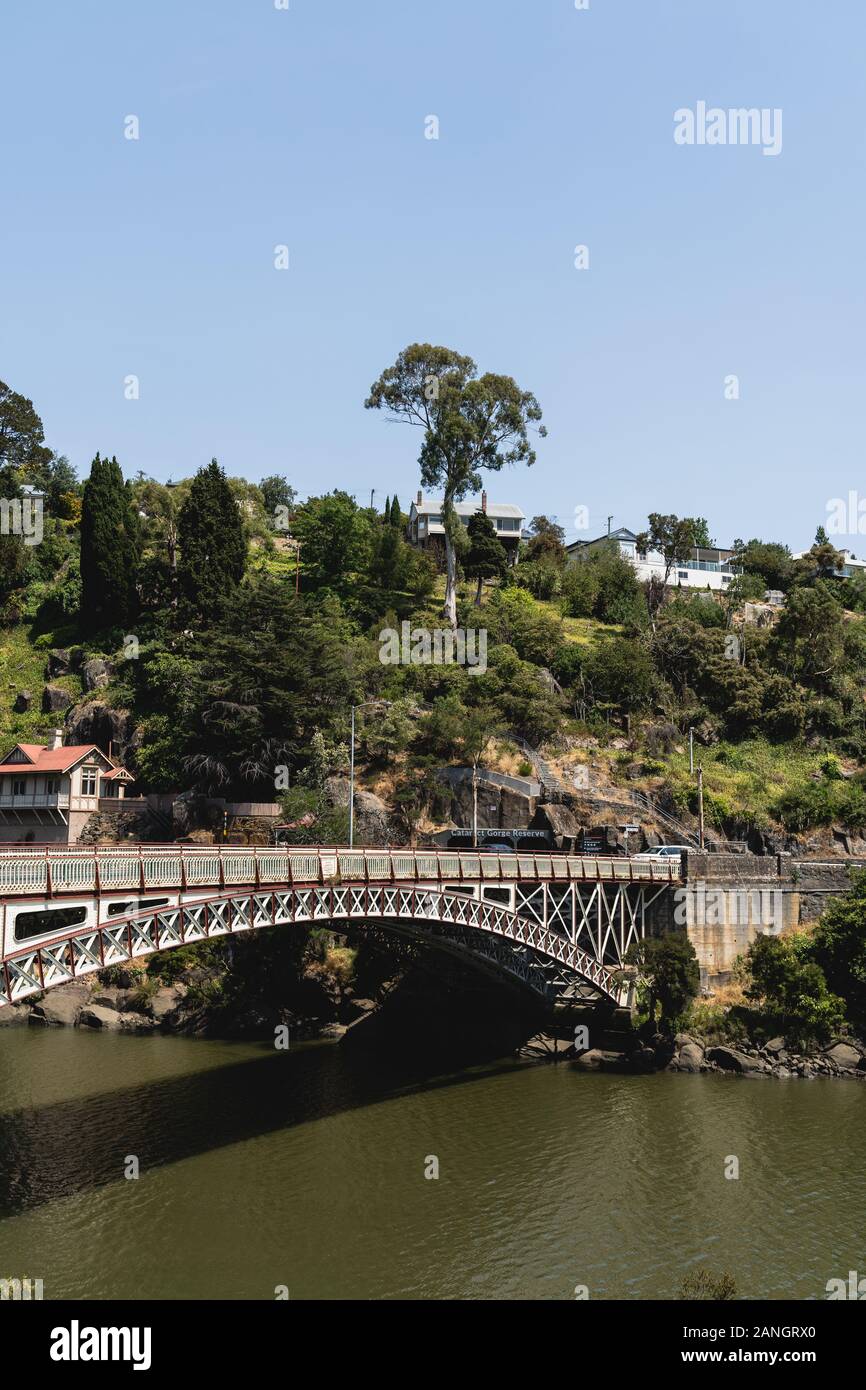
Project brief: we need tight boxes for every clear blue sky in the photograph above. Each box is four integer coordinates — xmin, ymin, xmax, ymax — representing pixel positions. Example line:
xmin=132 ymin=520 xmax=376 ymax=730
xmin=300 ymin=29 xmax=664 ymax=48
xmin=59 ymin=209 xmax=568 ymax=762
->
xmin=2 ymin=0 xmax=864 ymax=552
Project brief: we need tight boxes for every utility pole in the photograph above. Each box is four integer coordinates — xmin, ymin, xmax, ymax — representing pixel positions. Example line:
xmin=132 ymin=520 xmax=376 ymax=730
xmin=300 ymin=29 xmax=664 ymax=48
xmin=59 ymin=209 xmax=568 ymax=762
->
xmin=697 ymin=765 xmax=705 ymax=850
xmin=689 ymin=727 xmax=694 ymax=775
xmin=471 ymin=758 xmax=479 ymax=848
xmin=607 ymin=515 xmax=614 ymax=537
xmin=348 ymin=704 xmax=355 ymax=849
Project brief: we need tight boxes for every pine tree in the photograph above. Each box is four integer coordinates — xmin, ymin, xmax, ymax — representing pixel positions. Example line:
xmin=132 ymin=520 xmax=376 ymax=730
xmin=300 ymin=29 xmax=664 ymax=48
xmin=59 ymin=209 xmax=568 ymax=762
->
xmin=177 ymin=458 xmax=247 ymax=618
xmin=79 ymin=453 xmax=140 ymax=629
xmin=464 ymin=510 xmax=507 ymax=603
xmin=389 ymin=495 xmax=401 ymax=528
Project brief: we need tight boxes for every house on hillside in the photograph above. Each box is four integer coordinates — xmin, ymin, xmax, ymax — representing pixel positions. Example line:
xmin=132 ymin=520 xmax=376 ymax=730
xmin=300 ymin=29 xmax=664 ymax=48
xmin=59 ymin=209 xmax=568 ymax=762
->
xmin=0 ymin=731 xmax=135 ymax=845
xmin=407 ymin=490 xmax=524 ymax=565
xmin=792 ymin=547 xmax=866 ymax=581
xmin=566 ymin=526 xmax=741 ymax=594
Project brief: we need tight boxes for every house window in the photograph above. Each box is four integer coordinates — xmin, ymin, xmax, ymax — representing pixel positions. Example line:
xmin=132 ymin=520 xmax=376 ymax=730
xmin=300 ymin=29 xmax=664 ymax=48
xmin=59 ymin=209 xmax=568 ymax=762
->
xmin=80 ymin=767 xmax=98 ymax=796
xmin=46 ymin=777 xmax=59 ymax=794
xmin=12 ymin=778 xmax=26 ymax=796
xmin=678 ymin=570 xmax=689 ymax=581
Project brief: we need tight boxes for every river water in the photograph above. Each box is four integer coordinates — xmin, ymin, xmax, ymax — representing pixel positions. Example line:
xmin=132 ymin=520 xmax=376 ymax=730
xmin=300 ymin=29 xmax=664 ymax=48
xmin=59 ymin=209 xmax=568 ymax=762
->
xmin=0 ymin=1027 xmax=863 ymax=1300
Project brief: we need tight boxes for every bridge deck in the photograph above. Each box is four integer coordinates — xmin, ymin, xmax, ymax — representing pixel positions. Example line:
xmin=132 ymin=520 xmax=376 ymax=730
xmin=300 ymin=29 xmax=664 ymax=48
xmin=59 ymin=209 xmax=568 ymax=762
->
xmin=0 ymin=845 xmax=680 ymax=897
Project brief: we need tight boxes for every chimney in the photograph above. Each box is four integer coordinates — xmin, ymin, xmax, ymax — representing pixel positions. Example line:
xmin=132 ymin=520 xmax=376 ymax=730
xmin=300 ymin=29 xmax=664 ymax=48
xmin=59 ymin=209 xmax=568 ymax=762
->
xmin=51 ymin=728 xmax=63 ymax=751
xmin=481 ymin=491 xmax=488 ymax=513
xmin=417 ymin=490 xmax=422 ymax=505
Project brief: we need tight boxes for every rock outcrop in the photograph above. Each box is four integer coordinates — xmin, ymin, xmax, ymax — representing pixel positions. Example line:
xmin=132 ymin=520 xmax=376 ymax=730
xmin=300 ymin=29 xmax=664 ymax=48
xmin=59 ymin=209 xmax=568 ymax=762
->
xmin=42 ymin=684 xmax=72 ymax=713
xmin=82 ymin=657 xmax=113 ymax=691
xmin=65 ymin=700 xmax=138 ymax=766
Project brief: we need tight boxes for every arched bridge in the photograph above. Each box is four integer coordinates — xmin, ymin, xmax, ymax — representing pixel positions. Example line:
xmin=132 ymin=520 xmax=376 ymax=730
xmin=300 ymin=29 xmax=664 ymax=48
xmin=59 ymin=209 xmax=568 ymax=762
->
xmin=0 ymin=845 xmax=681 ymax=1010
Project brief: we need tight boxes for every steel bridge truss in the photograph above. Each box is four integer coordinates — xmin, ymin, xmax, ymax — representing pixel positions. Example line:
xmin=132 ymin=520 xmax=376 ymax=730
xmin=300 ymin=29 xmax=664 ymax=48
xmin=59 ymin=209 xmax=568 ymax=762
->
xmin=0 ymin=881 xmax=664 ymax=1009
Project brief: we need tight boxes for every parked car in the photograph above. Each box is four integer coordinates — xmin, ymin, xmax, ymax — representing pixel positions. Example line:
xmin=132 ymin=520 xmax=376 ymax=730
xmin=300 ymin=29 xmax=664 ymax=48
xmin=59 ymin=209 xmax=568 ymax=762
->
xmin=632 ymin=845 xmax=691 ymax=862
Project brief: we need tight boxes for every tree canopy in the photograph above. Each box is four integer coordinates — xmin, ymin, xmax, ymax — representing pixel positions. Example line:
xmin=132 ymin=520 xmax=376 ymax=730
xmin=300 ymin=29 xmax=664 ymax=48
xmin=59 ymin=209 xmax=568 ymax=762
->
xmin=365 ymin=343 xmax=545 ymax=627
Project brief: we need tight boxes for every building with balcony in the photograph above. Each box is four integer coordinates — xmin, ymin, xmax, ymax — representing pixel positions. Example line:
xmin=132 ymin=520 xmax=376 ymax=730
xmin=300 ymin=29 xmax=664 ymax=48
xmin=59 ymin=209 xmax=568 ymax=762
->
xmin=566 ymin=526 xmax=741 ymax=593
xmin=407 ymin=490 xmax=525 ymax=564
xmin=792 ymin=546 xmax=866 ymax=580
xmin=0 ymin=731 xmax=135 ymax=845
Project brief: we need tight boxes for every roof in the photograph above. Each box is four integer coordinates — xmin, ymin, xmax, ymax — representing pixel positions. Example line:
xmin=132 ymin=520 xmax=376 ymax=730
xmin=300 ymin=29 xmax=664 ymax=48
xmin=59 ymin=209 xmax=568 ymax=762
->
xmin=567 ymin=527 xmax=638 ymax=550
xmin=413 ymin=498 xmax=525 ymax=520
xmin=0 ymin=743 xmax=120 ymax=776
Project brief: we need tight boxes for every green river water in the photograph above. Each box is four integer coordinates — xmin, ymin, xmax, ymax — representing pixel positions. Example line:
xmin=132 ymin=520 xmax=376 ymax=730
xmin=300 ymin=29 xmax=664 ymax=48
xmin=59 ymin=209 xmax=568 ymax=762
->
xmin=0 ymin=1027 xmax=863 ymax=1300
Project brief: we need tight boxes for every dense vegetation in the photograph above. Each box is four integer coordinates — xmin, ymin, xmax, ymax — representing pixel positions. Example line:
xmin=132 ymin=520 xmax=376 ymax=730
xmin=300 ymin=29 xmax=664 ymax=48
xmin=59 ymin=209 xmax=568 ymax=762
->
xmin=4 ymin=366 xmax=866 ymax=846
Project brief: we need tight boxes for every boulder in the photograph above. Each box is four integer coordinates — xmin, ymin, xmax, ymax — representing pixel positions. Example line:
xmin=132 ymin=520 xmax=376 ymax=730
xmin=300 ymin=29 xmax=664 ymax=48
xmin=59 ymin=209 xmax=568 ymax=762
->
xmin=91 ymin=988 xmax=131 ymax=1011
xmin=42 ymin=684 xmax=72 ymax=714
xmin=65 ymin=701 xmax=137 ymax=766
xmin=706 ymin=1045 xmax=768 ymax=1076
xmin=45 ymin=649 xmax=71 ymax=678
xmin=532 ymin=802 xmax=580 ymax=842
xmin=764 ymin=1036 xmax=787 ymax=1055
xmin=78 ymin=1004 xmax=123 ymax=1030
xmin=824 ymin=1042 xmax=862 ymax=1072
xmin=574 ymin=1048 xmax=606 ymax=1070
xmin=149 ymin=984 xmax=188 ymax=1023
xmin=28 ymin=983 xmax=91 ymax=1027
xmin=117 ymin=1012 xmax=156 ymax=1034
xmin=82 ymin=658 xmax=113 ymax=692
xmin=0 ymin=1001 xmax=30 ymax=1027
xmin=675 ymin=1041 xmax=705 ymax=1073
xmin=13 ymin=690 xmax=32 ymax=712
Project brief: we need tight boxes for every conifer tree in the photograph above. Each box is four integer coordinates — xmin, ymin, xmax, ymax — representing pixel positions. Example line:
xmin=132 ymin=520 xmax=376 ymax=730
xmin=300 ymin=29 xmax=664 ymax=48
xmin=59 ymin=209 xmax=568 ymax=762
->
xmin=177 ymin=458 xmax=247 ymax=618
xmin=79 ymin=453 xmax=140 ymax=628
xmin=464 ymin=510 xmax=507 ymax=603
xmin=389 ymin=494 xmax=401 ymax=528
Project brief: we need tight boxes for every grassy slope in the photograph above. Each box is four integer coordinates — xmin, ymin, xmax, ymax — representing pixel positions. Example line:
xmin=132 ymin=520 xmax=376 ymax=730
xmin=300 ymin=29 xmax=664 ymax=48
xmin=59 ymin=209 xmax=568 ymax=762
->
xmin=0 ymin=624 xmax=84 ymax=751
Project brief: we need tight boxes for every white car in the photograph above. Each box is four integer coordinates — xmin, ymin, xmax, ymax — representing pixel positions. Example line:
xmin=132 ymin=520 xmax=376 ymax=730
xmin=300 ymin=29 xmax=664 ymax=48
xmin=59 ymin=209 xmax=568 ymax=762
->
xmin=632 ymin=845 xmax=691 ymax=862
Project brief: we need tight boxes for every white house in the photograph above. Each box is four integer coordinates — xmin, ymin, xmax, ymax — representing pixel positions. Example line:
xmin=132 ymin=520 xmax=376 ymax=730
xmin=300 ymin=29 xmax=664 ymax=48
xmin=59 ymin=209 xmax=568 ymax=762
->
xmin=792 ymin=547 xmax=866 ymax=580
xmin=0 ymin=731 xmax=135 ymax=845
xmin=567 ymin=526 xmax=740 ymax=594
xmin=408 ymin=490 xmax=525 ymax=563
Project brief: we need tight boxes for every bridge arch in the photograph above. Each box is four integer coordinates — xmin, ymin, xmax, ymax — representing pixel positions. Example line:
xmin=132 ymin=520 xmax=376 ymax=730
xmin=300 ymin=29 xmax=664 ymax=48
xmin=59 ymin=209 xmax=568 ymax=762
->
xmin=0 ymin=885 xmax=626 ymax=1009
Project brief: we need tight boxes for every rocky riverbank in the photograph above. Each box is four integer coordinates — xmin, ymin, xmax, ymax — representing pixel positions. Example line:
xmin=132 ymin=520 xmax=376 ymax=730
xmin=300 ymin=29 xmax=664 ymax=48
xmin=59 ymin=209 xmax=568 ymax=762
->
xmin=574 ymin=1031 xmax=866 ymax=1081
xmin=0 ymin=951 xmax=377 ymax=1041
